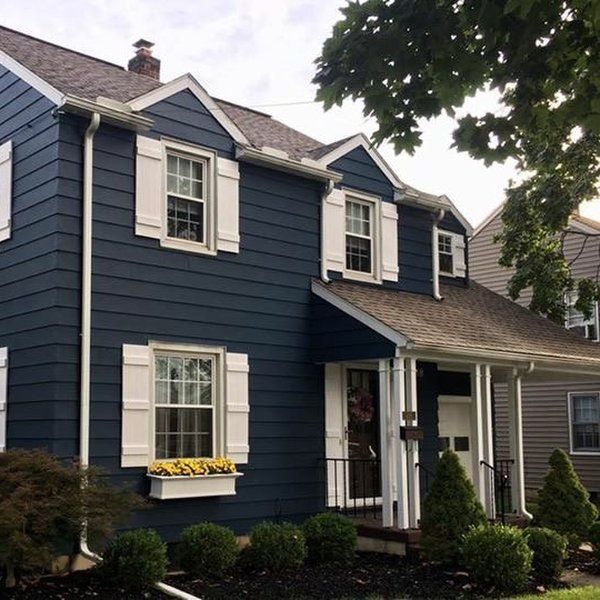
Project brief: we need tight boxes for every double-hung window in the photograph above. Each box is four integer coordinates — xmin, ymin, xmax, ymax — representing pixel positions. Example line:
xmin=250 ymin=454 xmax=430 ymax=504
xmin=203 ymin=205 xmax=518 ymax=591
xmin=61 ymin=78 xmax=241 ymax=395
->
xmin=154 ymin=352 xmax=217 ymax=459
xmin=565 ymin=292 xmax=599 ymax=341
xmin=345 ymin=197 xmax=374 ymax=275
xmin=569 ymin=392 xmax=600 ymax=453
xmin=166 ymin=153 xmax=207 ymax=245
xmin=438 ymin=232 xmax=454 ymax=275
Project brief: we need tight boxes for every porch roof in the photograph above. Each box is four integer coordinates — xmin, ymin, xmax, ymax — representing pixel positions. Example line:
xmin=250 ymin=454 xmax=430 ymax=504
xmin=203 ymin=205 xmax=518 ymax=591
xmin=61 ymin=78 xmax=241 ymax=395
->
xmin=312 ymin=279 xmax=600 ymax=371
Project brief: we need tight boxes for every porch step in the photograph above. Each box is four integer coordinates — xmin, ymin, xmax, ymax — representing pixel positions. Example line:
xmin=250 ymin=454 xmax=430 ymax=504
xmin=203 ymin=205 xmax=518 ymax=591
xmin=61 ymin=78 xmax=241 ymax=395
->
xmin=354 ymin=521 xmax=422 ymax=558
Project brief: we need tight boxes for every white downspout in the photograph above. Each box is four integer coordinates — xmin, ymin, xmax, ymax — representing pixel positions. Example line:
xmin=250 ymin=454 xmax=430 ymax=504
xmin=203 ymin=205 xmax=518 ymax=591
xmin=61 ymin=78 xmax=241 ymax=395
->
xmin=432 ymin=209 xmax=445 ymax=301
xmin=77 ymin=114 xmax=199 ymax=600
xmin=320 ymin=180 xmax=334 ymax=282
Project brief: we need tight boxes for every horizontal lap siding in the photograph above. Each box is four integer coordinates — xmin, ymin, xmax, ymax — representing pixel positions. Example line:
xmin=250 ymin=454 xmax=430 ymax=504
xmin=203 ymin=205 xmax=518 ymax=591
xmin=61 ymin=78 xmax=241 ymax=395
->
xmin=57 ymin=93 xmax=326 ymax=538
xmin=0 ymin=65 xmax=63 ymax=452
xmin=329 ymin=147 xmax=435 ymax=295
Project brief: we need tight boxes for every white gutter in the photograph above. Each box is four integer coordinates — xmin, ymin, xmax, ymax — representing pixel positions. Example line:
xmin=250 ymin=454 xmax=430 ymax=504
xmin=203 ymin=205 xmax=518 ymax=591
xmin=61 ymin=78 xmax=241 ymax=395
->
xmin=432 ymin=209 xmax=445 ymax=301
xmin=76 ymin=113 xmax=199 ymax=600
xmin=320 ymin=180 xmax=335 ymax=282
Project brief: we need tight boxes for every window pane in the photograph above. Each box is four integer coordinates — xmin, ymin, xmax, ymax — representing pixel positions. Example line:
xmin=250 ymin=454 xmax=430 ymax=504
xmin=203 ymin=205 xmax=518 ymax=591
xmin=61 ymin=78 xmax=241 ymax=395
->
xmin=198 ymin=359 xmax=212 ymax=382
xmin=184 ymin=382 xmax=199 ymax=405
xmin=199 ymin=383 xmax=212 ymax=405
xmin=166 ymin=196 xmax=204 ymax=243
xmin=169 ymin=357 xmax=183 ymax=380
xmin=155 ymin=380 xmax=168 ymax=404
xmin=155 ymin=356 xmax=168 ymax=379
xmin=191 ymin=161 xmax=203 ymax=181
xmin=345 ymin=201 xmax=371 ymax=236
xmin=573 ymin=395 xmax=599 ymax=423
xmin=167 ymin=174 xmax=178 ymax=194
xmin=155 ymin=407 xmax=213 ymax=459
xmin=346 ymin=235 xmax=372 ymax=273
xmin=573 ymin=423 xmax=600 ymax=450
xmin=167 ymin=154 xmax=178 ymax=175
xmin=439 ymin=252 xmax=453 ymax=274
xmin=438 ymin=234 xmax=452 ymax=254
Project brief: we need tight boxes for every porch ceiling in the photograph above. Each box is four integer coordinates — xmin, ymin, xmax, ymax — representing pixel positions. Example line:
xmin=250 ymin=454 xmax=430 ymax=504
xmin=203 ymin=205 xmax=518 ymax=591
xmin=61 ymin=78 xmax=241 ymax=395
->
xmin=312 ymin=279 xmax=600 ymax=373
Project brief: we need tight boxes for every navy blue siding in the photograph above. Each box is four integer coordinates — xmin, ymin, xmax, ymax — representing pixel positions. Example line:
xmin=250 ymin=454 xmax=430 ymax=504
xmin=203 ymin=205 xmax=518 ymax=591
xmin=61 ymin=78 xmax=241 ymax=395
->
xmin=0 ymin=65 xmax=65 ymax=453
xmin=54 ymin=91 xmax=328 ymax=539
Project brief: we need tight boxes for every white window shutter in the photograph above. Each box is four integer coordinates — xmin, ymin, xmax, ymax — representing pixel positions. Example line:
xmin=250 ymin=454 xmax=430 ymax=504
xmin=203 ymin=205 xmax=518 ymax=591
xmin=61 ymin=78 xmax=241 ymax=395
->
xmin=121 ymin=344 xmax=151 ymax=467
xmin=325 ymin=363 xmax=344 ymax=506
xmin=381 ymin=201 xmax=399 ymax=282
xmin=216 ymin=157 xmax=240 ymax=253
xmin=0 ymin=140 xmax=13 ymax=243
xmin=0 ymin=348 xmax=7 ymax=452
xmin=135 ymin=136 xmax=163 ymax=239
xmin=323 ymin=188 xmax=345 ymax=273
xmin=452 ymin=232 xmax=466 ymax=277
xmin=225 ymin=352 xmax=249 ymax=464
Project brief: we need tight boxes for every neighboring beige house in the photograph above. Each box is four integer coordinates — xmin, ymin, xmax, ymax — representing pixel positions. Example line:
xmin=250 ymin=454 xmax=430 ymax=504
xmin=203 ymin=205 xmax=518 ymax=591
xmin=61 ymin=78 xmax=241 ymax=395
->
xmin=470 ymin=207 xmax=600 ymax=501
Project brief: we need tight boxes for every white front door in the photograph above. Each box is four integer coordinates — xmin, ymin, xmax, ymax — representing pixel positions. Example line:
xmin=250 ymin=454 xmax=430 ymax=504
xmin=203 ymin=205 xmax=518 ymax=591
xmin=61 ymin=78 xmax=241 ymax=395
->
xmin=438 ymin=398 xmax=473 ymax=481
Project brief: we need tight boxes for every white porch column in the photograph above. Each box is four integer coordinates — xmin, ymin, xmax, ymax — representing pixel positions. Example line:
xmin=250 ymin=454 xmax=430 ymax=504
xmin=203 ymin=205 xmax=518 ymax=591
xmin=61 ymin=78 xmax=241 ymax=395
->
xmin=406 ymin=357 xmax=420 ymax=528
xmin=378 ymin=359 xmax=393 ymax=527
xmin=481 ymin=364 xmax=496 ymax=519
xmin=391 ymin=356 xmax=409 ymax=529
xmin=470 ymin=364 xmax=485 ymax=503
xmin=507 ymin=369 xmax=530 ymax=518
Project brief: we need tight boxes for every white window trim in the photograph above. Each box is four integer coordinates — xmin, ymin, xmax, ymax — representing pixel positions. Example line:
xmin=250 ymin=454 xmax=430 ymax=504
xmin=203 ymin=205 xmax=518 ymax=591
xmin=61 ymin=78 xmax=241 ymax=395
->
xmin=342 ymin=189 xmax=382 ymax=284
xmin=148 ymin=341 xmax=226 ymax=461
xmin=565 ymin=293 xmax=600 ymax=342
xmin=160 ymin=139 xmax=218 ymax=256
xmin=438 ymin=231 xmax=454 ymax=277
xmin=567 ymin=391 xmax=600 ymax=455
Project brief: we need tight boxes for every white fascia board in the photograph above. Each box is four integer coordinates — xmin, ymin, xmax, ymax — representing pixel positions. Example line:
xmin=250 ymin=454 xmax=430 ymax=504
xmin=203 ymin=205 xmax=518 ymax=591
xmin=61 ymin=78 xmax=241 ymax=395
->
xmin=0 ymin=49 xmax=64 ymax=105
xmin=128 ymin=73 xmax=249 ymax=145
xmin=311 ymin=280 xmax=410 ymax=347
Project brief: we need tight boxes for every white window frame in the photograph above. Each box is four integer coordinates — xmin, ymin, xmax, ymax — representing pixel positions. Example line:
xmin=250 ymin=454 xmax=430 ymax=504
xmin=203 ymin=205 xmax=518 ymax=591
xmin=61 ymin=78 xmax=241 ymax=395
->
xmin=438 ymin=231 xmax=454 ymax=276
xmin=343 ymin=190 xmax=381 ymax=283
xmin=567 ymin=391 xmax=600 ymax=455
xmin=149 ymin=342 xmax=226 ymax=461
xmin=565 ymin=292 xmax=600 ymax=342
xmin=160 ymin=139 xmax=218 ymax=255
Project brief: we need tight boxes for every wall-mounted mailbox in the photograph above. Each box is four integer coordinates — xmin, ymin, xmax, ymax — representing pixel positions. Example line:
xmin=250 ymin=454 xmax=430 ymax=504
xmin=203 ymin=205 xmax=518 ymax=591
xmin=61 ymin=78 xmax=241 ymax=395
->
xmin=400 ymin=426 xmax=424 ymax=441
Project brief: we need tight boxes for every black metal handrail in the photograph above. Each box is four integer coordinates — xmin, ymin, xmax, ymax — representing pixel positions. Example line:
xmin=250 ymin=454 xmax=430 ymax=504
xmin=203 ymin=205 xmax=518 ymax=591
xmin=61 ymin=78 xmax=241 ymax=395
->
xmin=320 ymin=457 xmax=381 ymax=520
xmin=415 ymin=462 xmax=434 ymax=496
xmin=481 ymin=459 xmax=514 ymax=524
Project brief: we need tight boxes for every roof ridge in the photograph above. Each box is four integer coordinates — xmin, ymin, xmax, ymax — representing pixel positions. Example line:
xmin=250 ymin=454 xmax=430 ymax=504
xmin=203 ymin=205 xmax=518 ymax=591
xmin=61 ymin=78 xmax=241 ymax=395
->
xmin=213 ymin=97 xmax=272 ymax=119
xmin=0 ymin=24 xmax=129 ymax=72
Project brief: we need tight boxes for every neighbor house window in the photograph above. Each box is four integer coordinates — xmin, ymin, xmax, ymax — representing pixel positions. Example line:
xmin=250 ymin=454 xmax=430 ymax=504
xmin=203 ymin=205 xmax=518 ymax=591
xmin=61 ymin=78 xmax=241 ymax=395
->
xmin=154 ymin=352 xmax=217 ymax=459
xmin=345 ymin=198 xmax=373 ymax=274
xmin=570 ymin=392 xmax=600 ymax=453
xmin=565 ymin=293 xmax=599 ymax=341
xmin=438 ymin=232 xmax=454 ymax=275
xmin=166 ymin=152 xmax=208 ymax=245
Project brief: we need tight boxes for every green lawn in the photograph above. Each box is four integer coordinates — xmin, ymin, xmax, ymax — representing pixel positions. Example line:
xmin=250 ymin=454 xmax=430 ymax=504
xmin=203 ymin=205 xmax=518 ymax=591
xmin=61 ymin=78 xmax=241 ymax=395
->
xmin=516 ymin=587 xmax=600 ymax=600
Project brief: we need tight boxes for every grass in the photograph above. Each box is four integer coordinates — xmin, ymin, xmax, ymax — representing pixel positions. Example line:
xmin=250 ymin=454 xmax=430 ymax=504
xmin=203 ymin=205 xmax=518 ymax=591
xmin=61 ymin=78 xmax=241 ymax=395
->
xmin=515 ymin=587 xmax=600 ymax=599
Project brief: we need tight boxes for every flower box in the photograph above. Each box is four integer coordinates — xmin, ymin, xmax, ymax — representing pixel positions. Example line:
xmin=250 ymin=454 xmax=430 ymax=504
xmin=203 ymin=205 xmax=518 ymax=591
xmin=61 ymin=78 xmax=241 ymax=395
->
xmin=148 ymin=472 xmax=243 ymax=500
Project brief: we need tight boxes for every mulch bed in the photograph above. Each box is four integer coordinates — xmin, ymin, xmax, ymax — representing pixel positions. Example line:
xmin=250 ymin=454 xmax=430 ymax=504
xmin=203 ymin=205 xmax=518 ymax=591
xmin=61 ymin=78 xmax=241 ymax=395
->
xmin=565 ymin=546 xmax=599 ymax=576
xmin=0 ymin=551 xmax=581 ymax=600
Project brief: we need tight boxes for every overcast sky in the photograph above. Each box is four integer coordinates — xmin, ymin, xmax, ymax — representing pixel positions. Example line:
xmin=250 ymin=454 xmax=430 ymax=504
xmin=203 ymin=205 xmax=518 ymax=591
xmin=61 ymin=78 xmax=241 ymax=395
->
xmin=3 ymin=0 xmax=599 ymax=226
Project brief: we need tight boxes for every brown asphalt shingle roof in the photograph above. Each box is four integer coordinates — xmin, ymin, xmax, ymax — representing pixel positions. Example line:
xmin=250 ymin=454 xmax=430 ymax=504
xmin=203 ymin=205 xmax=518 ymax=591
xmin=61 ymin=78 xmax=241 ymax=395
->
xmin=315 ymin=279 xmax=600 ymax=367
xmin=0 ymin=25 xmax=330 ymax=160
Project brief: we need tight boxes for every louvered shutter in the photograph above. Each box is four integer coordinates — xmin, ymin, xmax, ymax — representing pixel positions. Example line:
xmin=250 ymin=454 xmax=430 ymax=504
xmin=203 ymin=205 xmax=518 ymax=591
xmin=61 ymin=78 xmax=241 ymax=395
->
xmin=323 ymin=187 xmax=345 ymax=273
xmin=381 ymin=201 xmax=399 ymax=281
xmin=452 ymin=232 xmax=467 ymax=277
xmin=225 ymin=353 xmax=249 ymax=464
xmin=216 ymin=157 xmax=240 ymax=253
xmin=121 ymin=344 xmax=151 ymax=467
xmin=135 ymin=136 xmax=163 ymax=239
xmin=0 ymin=348 xmax=7 ymax=452
xmin=0 ymin=140 xmax=13 ymax=243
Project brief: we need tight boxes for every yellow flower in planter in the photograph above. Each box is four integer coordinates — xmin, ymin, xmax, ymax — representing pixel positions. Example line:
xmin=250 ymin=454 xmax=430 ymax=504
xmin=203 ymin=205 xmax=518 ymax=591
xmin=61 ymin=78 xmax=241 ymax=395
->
xmin=149 ymin=457 xmax=236 ymax=477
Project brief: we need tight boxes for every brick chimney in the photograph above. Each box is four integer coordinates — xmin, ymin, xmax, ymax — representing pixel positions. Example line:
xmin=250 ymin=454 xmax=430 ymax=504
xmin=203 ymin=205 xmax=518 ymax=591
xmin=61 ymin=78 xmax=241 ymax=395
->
xmin=128 ymin=39 xmax=160 ymax=80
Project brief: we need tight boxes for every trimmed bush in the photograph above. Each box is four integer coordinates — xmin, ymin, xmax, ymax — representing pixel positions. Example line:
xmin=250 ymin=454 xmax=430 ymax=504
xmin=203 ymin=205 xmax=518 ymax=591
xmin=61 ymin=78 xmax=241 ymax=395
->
xmin=535 ymin=449 xmax=598 ymax=548
xmin=420 ymin=450 xmax=487 ymax=563
xmin=101 ymin=529 xmax=168 ymax=591
xmin=303 ymin=513 xmax=357 ymax=564
xmin=589 ymin=521 xmax=600 ymax=563
xmin=178 ymin=523 xmax=239 ymax=578
xmin=525 ymin=527 xmax=567 ymax=580
xmin=249 ymin=522 xmax=306 ymax=571
xmin=461 ymin=524 xmax=533 ymax=594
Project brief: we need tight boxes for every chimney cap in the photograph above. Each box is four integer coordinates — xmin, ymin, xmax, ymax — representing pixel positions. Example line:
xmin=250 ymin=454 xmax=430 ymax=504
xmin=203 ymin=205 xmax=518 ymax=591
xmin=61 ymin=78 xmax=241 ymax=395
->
xmin=133 ymin=39 xmax=154 ymax=50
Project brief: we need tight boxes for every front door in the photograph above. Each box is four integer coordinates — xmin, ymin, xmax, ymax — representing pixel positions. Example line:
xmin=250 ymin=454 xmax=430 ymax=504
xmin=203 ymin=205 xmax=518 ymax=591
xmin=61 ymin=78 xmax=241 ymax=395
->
xmin=346 ymin=368 xmax=380 ymax=500
xmin=438 ymin=399 xmax=473 ymax=480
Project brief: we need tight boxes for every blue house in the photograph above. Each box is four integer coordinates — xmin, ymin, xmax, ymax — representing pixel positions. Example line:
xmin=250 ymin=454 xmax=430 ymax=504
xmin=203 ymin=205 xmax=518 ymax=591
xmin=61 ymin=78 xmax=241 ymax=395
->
xmin=1 ymin=27 xmax=600 ymax=548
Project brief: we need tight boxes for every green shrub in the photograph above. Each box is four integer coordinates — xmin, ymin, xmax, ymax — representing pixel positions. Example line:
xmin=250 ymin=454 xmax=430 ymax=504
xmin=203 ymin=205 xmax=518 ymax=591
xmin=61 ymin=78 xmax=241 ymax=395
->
xmin=589 ymin=521 xmax=600 ymax=563
xmin=0 ymin=448 xmax=142 ymax=587
xmin=178 ymin=523 xmax=239 ymax=578
xmin=535 ymin=449 xmax=598 ymax=548
xmin=420 ymin=450 xmax=487 ymax=563
xmin=303 ymin=513 xmax=357 ymax=564
xmin=525 ymin=527 xmax=567 ymax=580
xmin=461 ymin=524 xmax=533 ymax=594
xmin=249 ymin=522 xmax=306 ymax=571
xmin=101 ymin=529 xmax=168 ymax=591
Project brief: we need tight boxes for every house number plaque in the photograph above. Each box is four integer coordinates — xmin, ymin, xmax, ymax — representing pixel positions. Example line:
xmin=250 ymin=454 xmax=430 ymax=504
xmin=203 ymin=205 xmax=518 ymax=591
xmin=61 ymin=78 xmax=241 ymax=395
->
xmin=402 ymin=410 xmax=416 ymax=422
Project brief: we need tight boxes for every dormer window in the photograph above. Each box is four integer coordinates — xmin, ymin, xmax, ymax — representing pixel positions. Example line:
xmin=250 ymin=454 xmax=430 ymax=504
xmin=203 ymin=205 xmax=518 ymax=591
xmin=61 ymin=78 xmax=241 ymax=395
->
xmin=565 ymin=292 xmax=599 ymax=341
xmin=345 ymin=197 xmax=374 ymax=275
xmin=437 ymin=229 xmax=466 ymax=278
xmin=438 ymin=233 xmax=454 ymax=275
